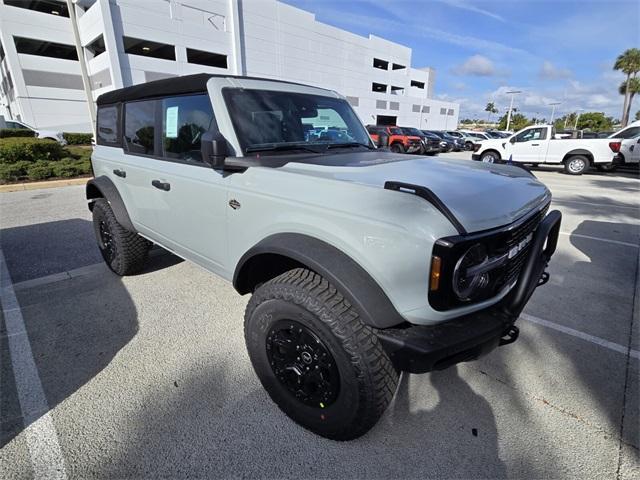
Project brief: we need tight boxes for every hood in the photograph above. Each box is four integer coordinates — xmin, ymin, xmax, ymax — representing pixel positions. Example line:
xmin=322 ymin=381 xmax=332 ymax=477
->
xmin=280 ymin=152 xmax=551 ymax=233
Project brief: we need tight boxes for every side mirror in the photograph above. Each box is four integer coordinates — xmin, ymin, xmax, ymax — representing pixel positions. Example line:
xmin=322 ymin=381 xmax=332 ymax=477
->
xmin=509 ymin=137 xmax=516 ymax=144
xmin=201 ymin=131 xmax=229 ymax=169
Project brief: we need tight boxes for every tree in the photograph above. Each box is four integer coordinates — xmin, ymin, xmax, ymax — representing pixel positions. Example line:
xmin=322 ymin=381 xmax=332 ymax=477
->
xmin=498 ymin=112 xmax=530 ymax=131
xmin=484 ymin=102 xmax=498 ymax=121
xmin=575 ymin=112 xmax=614 ymax=131
xmin=619 ymin=77 xmax=640 ymax=124
xmin=613 ymin=48 xmax=640 ymax=126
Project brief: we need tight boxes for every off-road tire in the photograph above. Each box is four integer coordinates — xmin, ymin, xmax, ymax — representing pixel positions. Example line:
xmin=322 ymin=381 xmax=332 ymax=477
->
xmin=244 ymin=268 xmax=399 ymax=441
xmin=564 ymin=155 xmax=589 ymax=175
xmin=389 ymin=143 xmax=405 ymax=154
xmin=92 ymin=198 xmax=151 ymax=275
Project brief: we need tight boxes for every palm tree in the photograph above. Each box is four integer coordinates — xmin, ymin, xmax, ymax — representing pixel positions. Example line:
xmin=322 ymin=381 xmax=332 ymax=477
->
xmin=484 ymin=102 xmax=498 ymax=122
xmin=619 ymin=77 xmax=640 ymax=123
xmin=614 ymin=48 xmax=640 ymax=126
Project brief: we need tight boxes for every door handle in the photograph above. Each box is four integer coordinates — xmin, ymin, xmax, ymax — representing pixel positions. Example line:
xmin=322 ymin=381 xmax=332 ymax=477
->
xmin=531 ymin=143 xmax=540 ymax=146
xmin=113 ymin=169 xmax=126 ymax=178
xmin=151 ymin=180 xmax=171 ymax=191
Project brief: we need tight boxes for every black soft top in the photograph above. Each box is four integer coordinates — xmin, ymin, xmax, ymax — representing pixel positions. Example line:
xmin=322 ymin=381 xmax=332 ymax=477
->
xmin=96 ymin=73 xmax=320 ymax=106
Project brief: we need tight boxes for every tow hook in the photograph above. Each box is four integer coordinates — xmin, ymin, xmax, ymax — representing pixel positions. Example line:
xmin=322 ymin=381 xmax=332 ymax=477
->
xmin=499 ymin=325 xmax=519 ymax=346
xmin=538 ymin=271 xmax=550 ymax=287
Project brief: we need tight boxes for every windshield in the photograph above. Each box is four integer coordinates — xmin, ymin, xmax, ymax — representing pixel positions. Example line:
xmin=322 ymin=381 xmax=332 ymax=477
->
xmin=223 ymin=88 xmax=371 ymax=154
xmin=401 ymin=127 xmax=423 ymax=136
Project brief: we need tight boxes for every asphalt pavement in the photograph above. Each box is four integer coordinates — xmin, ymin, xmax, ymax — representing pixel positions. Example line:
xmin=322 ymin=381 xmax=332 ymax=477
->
xmin=0 ymin=153 xmax=638 ymax=479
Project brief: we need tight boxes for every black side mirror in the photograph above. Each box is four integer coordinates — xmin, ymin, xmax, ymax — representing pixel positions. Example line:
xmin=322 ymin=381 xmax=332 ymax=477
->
xmin=509 ymin=136 xmax=516 ymax=144
xmin=201 ymin=131 xmax=229 ymax=168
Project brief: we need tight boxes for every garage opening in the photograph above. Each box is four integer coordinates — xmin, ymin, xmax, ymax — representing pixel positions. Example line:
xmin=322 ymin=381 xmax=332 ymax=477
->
xmin=376 ymin=115 xmax=397 ymax=126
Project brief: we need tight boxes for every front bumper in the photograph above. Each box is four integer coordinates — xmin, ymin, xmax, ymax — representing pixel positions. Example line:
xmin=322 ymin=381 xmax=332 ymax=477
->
xmin=377 ymin=210 xmax=562 ymax=373
xmin=471 ymin=153 xmax=481 ymax=161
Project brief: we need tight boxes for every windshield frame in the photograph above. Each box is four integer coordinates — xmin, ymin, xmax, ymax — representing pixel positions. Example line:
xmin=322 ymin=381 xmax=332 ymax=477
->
xmin=221 ymin=87 xmax=374 ymax=155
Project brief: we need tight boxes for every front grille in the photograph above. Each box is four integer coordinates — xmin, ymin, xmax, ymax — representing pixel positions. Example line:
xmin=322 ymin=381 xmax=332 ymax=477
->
xmin=494 ymin=204 xmax=549 ymax=290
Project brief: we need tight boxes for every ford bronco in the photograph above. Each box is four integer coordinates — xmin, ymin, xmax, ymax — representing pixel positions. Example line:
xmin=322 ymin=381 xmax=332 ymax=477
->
xmin=87 ymin=74 xmax=561 ymax=440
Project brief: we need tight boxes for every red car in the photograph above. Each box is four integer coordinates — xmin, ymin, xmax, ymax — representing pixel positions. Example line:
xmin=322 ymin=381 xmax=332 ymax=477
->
xmin=366 ymin=125 xmax=422 ymax=153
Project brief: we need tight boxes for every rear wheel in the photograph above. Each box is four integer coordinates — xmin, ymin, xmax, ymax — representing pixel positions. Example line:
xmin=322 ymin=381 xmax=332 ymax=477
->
xmin=389 ymin=143 xmax=405 ymax=154
xmin=465 ymin=141 xmax=474 ymax=151
xmin=244 ymin=268 xmax=399 ymax=441
xmin=564 ymin=155 xmax=589 ymax=175
xmin=92 ymin=199 xmax=151 ymax=275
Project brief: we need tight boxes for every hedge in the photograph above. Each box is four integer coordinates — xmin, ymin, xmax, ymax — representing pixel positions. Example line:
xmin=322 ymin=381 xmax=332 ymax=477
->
xmin=63 ymin=132 xmax=93 ymax=145
xmin=0 ymin=137 xmax=65 ymax=164
xmin=0 ymin=158 xmax=91 ymax=183
xmin=0 ymin=128 xmax=36 ymax=138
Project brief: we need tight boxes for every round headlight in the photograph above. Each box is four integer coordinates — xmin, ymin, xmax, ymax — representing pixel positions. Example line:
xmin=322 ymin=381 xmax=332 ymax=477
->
xmin=452 ymin=243 xmax=490 ymax=301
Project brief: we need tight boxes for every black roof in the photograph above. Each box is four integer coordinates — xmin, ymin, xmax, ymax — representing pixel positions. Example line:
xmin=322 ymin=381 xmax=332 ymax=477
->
xmin=96 ymin=73 xmax=322 ymax=106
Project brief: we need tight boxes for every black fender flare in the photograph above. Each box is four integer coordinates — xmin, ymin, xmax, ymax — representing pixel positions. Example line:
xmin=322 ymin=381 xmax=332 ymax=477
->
xmin=233 ymin=233 xmax=406 ymax=329
xmin=85 ymin=176 xmax=136 ymax=232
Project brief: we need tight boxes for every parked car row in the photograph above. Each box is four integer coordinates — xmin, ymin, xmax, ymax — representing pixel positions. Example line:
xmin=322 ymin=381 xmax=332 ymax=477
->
xmin=365 ymin=125 xmax=477 ymax=155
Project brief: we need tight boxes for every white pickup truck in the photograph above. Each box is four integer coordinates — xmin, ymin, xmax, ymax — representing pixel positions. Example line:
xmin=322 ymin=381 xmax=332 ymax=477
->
xmin=472 ymin=124 xmax=622 ymax=175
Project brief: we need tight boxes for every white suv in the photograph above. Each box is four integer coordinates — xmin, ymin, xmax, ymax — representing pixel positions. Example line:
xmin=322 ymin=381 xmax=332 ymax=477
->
xmin=87 ymin=74 xmax=561 ymax=440
xmin=0 ymin=118 xmax=67 ymax=145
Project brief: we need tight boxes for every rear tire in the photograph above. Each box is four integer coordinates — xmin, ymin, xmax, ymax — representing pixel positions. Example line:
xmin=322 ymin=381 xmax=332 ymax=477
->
xmin=92 ymin=198 xmax=151 ymax=275
xmin=389 ymin=143 xmax=405 ymax=154
xmin=244 ymin=268 xmax=399 ymax=441
xmin=564 ymin=155 xmax=589 ymax=175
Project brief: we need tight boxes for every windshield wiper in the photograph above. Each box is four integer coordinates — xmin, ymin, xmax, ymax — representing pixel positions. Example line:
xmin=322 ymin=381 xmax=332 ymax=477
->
xmin=245 ymin=143 xmax=327 ymax=154
xmin=326 ymin=142 xmax=373 ymax=150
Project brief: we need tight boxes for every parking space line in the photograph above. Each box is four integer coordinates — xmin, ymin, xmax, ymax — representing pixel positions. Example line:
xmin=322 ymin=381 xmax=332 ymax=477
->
xmin=560 ymin=232 xmax=639 ymax=248
xmin=521 ymin=313 xmax=640 ymax=360
xmin=0 ymin=247 xmax=68 ymax=479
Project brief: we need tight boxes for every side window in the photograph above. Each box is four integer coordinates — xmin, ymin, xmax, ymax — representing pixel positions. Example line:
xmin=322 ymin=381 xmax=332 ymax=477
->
xmin=96 ymin=105 xmax=119 ymax=145
xmin=5 ymin=121 xmax=23 ymax=129
xmin=124 ymin=100 xmax=156 ymax=155
xmin=160 ymin=94 xmax=214 ymax=162
xmin=515 ymin=128 xmax=545 ymax=142
xmin=618 ymin=126 xmax=640 ymax=139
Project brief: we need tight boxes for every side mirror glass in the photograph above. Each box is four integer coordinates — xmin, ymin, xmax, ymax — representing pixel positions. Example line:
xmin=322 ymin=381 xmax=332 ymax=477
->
xmin=201 ymin=131 xmax=229 ymax=169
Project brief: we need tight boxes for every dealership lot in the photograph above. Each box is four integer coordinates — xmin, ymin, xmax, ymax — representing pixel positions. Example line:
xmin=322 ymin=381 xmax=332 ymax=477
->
xmin=0 ymin=156 xmax=638 ymax=479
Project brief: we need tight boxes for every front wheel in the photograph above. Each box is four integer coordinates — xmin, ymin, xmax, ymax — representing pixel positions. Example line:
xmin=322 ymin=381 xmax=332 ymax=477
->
xmin=244 ymin=268 xmax=399 ymax=441
xmin=564 ymin=155 xmax=589 ymax=175
xmin=480 ymin=151 xmax=500 ymax=163
xmin=465 ymin=141 xmax=474 ymax=151
xmin=389 ymin=143 xmax=405 ymax=154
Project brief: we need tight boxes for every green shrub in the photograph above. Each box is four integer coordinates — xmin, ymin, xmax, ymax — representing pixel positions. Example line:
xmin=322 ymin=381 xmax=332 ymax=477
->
xmin=26 ymin=160 xmax=54 ymax=181
xmin=64 ymin=145 xmax=92 ymax=162
xmin=51 ymin=158 xmax=84 ymax=178
xmin=0 ymin=137 xmax=65 ymax=164
xmin=62 ymin=132 xmax=93 ymax=145
xmin=0 ymin=128 xmax=36 ymax=138
xmin=0 ymin=160 xmax=32 ymax=182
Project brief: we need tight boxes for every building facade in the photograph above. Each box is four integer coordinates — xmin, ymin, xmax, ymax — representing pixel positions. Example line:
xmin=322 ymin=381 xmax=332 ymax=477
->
xmin=0 ymin=0 xmax=459 ymax=133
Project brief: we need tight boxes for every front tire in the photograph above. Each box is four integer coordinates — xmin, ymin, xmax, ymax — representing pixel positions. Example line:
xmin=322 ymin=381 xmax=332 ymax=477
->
xmin=389 ymin=143 xmax=405 ymax=154
xmin=564 ymin=155 xmax=589 ymax=175
xmin=244 ymin=268 xmax=399 ymax=441
xmin=480 ymin=151 xmax=500 ymax=163
xmin=92 ymin=198 xmax=151 ymax=275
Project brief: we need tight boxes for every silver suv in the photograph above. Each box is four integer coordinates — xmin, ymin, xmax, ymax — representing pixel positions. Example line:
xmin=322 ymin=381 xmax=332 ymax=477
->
xmin=87 ymin=74 xmax=561 ymax=440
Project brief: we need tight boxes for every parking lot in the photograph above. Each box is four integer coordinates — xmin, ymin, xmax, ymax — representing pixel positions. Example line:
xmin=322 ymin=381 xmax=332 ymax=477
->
xmin=0 ymin=153 xmax=638 ymax=479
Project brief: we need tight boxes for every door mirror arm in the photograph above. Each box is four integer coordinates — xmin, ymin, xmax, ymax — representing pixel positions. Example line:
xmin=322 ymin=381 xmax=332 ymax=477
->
xmin=201 ymin=131 xmax=230 ymax=169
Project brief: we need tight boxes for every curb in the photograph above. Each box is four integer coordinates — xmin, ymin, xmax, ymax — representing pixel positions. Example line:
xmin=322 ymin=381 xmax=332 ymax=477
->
xmin=0 ymin=177 xmax=92 ymax=193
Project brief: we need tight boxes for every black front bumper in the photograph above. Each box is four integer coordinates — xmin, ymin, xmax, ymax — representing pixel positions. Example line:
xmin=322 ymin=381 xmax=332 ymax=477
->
xmin=377 ymin=210 xmax=562 ymax=373
xmin=471 ymin=153 xmax=481 ymax=161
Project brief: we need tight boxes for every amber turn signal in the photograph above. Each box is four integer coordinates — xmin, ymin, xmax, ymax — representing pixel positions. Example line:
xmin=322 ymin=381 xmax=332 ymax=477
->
xmin=430 ymin=256 xmax=441 ymax=291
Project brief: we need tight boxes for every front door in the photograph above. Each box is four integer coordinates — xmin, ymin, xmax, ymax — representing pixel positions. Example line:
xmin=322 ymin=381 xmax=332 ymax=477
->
xmin=508 ymin=127 xmax=547 ymax=163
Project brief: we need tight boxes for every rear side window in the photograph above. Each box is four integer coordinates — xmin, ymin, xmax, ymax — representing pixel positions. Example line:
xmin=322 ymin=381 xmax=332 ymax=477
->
xmin=96 ymin=105 xmax=119 ymax=145
xmin=161 ymin=94 xmax=214 ymax=162
xmin=124 ymin=100 xmax=156 ymax=155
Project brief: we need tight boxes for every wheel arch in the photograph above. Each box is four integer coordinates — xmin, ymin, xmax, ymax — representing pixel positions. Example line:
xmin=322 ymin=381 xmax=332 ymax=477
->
xmin=85 ymin=176 xmax=136 ymax=232
xmin=233 ymin=233 xmax=406 ymax=329
xmin=481 ymin=149 xmax=502 ymax=160
xmin=562 ymin=149 xmax=593 ymax=165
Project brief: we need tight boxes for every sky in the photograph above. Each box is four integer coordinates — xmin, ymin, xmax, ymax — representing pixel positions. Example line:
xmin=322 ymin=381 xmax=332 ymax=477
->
xmin=282 ymin=0 xmax=640 ymax=121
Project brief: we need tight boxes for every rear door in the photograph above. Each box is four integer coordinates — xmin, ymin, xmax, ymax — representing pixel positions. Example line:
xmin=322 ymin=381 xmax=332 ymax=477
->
xmin=122 ymin=94 xmax=230 ymax=275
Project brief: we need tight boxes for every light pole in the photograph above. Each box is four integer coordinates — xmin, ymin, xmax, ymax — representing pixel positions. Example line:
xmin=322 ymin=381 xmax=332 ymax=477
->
xmin=574 ymin=108 xmax=584 ymax=130
xmin=505 ymin=90 xmax=521 ymax=131
xmin=549 ymin=102 xmax=561 ymax=124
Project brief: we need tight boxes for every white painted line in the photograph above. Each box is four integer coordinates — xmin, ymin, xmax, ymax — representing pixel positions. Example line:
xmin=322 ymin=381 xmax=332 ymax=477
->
xmin=552 ymin=198 xmax=640 ymax=210
xmin=0 ymin=247 xmax=68 ymax=479
xmin=521 ymin=313 xmax=640 ymax=360
xmin=560 ymin=231 xmax=639 ymax=248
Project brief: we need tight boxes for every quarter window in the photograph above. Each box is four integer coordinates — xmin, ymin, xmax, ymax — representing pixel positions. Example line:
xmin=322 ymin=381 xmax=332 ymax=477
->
xmin=161 ymin=94 xmax=215 ymax=162
xmin=124 ymin=100 xmax=156 ymax=154
xmin=97 ymin=105 xmax=119 ymax=145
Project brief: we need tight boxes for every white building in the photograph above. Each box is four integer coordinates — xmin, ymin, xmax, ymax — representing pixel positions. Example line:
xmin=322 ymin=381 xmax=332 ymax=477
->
xmin=0 ymin=0 xmax=459 ymax=133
